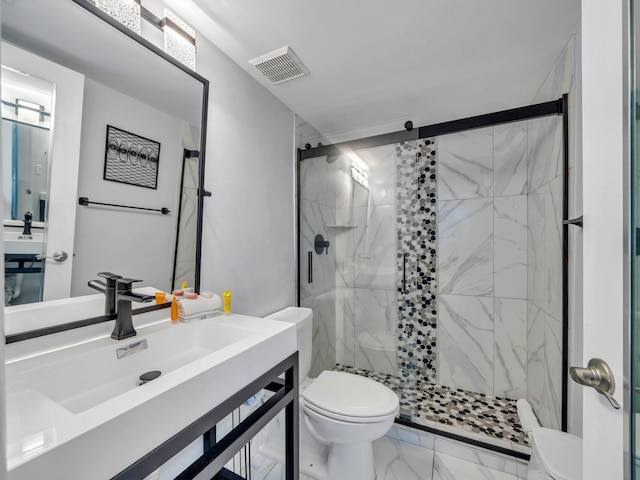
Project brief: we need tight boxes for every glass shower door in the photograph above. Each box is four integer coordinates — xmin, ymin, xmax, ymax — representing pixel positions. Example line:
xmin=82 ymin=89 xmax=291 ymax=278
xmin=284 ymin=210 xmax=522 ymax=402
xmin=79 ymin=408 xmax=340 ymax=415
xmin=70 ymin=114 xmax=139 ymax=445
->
xmin=299 ymin=141 xmax=418 ymax=380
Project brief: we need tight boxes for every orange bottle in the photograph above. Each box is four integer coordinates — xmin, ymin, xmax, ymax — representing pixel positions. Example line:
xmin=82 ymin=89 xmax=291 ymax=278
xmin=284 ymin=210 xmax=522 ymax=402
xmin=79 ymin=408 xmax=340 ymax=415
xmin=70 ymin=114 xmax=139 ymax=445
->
xmin=171 ymin=296 xmax=179 ymax=322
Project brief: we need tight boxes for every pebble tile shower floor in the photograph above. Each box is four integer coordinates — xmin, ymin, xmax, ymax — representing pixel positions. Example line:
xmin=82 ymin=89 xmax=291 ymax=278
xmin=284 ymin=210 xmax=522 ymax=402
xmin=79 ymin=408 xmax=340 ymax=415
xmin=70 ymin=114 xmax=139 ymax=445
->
xmin=333 ymin=364 xmax=530 ymax=454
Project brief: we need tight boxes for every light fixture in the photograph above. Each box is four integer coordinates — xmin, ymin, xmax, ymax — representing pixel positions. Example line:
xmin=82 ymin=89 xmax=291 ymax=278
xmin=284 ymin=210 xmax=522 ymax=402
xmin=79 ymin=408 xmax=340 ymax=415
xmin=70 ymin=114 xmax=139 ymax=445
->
xmin=16 ymin=99 xmax=45 ymax=126
xmin=96 ymin=0 xmax=141 ymax=34
xmin=163 ymin=9 xmax=196 ymax=70
xmin=351 ymin=164 xmax=369 ymax=189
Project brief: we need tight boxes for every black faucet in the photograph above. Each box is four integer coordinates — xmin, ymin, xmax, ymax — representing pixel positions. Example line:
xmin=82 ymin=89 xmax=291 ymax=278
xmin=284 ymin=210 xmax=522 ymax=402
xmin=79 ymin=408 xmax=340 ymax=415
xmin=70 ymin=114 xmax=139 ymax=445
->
xmin=111 ymin=278 xmax=154 ymax=340
xmin=22 ymin=211 xmax=32 ymax=235
xmin=88 ymin=272 xmax=123 ymax=315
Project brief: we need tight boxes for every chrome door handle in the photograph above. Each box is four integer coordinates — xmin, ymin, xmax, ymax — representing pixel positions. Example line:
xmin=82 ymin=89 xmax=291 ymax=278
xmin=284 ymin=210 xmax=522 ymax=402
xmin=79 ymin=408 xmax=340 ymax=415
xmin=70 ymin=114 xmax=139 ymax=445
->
xmin=36 ymin=250 xmax=68 ymax=262
xmin=570 ymin=358 xmax=620 ymax=409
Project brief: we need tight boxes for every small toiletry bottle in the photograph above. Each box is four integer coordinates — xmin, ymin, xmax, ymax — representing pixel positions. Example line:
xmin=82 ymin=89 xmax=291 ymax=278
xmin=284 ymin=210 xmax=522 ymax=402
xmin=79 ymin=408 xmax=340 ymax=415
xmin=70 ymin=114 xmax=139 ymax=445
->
xmin=171 ymin=297 xmax=179 ymax=322
xmin=222 ymin=290 xmax=232 ymax=315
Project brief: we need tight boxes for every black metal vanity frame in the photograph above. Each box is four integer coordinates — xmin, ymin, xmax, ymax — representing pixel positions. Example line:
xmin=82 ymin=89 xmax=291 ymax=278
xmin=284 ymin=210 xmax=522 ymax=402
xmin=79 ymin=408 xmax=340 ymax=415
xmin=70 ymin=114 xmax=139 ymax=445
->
xmin=112 ymin=352 xmax=299 ymax=480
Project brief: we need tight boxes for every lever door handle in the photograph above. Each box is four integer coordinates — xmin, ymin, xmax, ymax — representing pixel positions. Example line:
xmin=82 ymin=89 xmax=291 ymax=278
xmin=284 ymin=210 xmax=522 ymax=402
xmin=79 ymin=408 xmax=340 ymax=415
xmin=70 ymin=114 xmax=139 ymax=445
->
xmin=36 ymin=250 xmax=68 ymax=262
xmin=570 ymin=358 xmax=620 ymax=409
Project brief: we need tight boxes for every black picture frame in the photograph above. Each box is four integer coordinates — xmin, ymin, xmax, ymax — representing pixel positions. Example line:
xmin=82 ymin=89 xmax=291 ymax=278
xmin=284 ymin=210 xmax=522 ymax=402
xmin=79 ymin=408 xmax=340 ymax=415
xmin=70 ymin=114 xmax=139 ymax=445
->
xmin=103 ymin=125 xmax=161 ymax=189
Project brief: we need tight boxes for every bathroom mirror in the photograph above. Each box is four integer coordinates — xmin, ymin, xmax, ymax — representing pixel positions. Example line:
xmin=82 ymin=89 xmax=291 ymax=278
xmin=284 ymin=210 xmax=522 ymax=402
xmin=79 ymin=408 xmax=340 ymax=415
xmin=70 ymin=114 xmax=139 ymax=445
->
xmin=1 ymin=0 xmax=208 ymax=328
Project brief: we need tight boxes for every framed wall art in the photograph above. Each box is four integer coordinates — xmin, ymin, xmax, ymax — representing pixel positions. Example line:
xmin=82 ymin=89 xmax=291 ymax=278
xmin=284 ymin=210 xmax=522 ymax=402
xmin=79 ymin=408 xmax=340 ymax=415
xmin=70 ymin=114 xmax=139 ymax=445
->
xmin=103 ymin=125 xmax=160 ymax=189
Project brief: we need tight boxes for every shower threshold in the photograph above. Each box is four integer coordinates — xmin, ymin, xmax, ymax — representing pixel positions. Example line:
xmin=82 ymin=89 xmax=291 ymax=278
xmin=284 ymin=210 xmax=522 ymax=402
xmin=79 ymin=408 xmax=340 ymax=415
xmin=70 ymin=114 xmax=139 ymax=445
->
xmin=332 ymin=364 xmax=530 ymax=460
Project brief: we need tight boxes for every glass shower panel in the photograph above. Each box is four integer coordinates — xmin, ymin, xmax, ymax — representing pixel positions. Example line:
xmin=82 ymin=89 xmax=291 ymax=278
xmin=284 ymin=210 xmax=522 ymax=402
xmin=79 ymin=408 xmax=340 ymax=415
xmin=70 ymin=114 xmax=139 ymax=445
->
xmin=300 ymin=141 xmax=420 ymax=379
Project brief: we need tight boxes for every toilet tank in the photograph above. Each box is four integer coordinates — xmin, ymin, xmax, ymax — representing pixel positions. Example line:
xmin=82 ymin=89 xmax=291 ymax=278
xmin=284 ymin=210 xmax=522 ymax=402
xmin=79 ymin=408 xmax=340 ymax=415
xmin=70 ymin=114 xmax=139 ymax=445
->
xmin=266 ymin=307 xmax=313 ymax=382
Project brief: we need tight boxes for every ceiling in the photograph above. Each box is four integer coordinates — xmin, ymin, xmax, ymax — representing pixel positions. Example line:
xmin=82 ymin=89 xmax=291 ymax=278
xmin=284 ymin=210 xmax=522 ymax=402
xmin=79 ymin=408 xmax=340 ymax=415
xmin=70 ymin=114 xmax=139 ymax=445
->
xmin=168 ymin=0 xmax=580 ymax=143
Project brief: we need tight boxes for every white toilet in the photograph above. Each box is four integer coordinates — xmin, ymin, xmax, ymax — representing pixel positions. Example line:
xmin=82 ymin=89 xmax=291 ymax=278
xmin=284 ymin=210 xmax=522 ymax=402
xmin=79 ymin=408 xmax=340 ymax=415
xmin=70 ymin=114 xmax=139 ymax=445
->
xmin=517 ymin=399 xmax=582 ymax=480
xmin=266 ymin=307 xmax=399 ymax=480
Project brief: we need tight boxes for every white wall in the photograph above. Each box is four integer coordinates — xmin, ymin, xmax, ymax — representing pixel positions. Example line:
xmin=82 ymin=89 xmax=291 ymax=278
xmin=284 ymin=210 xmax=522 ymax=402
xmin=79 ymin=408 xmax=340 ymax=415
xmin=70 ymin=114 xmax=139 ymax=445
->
xmin=581 ymin=0 xmax=626 ymax=478
xmin=71 ymin=78 xmax=183 ymax=295
xmin=192 ymin=34 xmax=296 ymax=317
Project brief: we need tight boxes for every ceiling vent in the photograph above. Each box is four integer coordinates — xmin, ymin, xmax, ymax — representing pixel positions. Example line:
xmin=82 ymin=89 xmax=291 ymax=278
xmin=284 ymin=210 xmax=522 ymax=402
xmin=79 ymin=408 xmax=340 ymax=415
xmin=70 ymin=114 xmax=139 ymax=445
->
xmin=249 ymin=46 xmax=309 ymax=85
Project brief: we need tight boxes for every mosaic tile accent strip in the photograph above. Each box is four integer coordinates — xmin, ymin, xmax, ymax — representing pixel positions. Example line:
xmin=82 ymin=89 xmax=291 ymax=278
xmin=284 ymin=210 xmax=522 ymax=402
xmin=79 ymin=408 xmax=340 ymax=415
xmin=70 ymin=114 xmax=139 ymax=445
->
xmin=395 ymin=139 xmax=438 ymax=382
xmin=333 ymin=364 xmax=529 ymax=449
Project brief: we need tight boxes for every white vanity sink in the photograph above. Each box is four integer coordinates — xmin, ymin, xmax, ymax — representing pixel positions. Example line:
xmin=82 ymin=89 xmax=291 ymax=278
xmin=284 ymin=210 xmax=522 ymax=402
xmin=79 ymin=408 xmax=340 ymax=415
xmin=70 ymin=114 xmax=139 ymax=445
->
xmin=5 ymin=313 xmax=297 ymax=480
xmin=12 ymin=319 xmax=252 ymax=414
xmin=3 ymin=230 xmax=45 ymax=255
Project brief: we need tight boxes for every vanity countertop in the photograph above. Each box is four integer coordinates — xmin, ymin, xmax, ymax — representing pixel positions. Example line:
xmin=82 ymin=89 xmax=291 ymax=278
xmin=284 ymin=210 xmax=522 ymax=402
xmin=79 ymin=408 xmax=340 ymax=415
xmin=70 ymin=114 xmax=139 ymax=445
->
xmin=5 ymin=313 xmax=296 ymax=480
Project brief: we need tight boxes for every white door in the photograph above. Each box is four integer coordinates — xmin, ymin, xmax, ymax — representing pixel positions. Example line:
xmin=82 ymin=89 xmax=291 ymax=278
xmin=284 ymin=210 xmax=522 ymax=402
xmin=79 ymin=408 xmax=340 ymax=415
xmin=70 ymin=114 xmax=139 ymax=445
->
xmin=581 ymin=0 xmax=627 ymax=478
xmin=2 ymin=44 xmax=84 ymax=301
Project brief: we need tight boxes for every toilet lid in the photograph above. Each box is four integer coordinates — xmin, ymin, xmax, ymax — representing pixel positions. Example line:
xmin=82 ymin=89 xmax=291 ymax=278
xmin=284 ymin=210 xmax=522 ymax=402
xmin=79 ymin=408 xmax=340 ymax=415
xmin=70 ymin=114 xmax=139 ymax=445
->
xmin=301 ymin=371 xmax=399 ymax=418
xmin=533 ymin=428 xmax=582 ymax=480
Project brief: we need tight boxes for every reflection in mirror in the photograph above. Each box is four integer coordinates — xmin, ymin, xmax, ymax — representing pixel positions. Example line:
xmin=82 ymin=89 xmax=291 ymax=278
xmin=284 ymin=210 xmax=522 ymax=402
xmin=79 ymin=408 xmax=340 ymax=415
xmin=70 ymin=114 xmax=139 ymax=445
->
xmin=1 ymin=0 xmax=207 ymax=333
xmin=1 ymin=67 xmax=53 ymax=305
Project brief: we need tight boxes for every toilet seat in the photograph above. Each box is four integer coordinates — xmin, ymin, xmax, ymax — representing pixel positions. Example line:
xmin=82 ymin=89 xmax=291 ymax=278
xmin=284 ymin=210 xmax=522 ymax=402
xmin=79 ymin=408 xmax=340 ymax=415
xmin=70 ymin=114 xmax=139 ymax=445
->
xmin=301 ymin=371 xmax=399 ymax=422
xmin=532 ymin=428 xmax=582 ymax=480
xmin=301 ymin=397 xmax=399 ymax=423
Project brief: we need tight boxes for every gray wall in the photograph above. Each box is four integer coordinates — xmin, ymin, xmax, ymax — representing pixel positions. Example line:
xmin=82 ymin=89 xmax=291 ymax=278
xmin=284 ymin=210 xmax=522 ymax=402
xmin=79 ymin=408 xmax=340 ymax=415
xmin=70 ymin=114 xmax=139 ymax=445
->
xmin=71 ymin=78 xmax=183 ymax=296
xmin=195 ymin=33 xmax=296 ymax=317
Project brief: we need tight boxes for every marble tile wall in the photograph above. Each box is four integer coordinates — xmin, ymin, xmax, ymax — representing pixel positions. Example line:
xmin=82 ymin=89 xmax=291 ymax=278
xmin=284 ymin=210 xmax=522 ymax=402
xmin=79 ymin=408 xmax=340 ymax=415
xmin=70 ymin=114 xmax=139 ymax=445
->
xmin=525 ymin=35 xmax=576 ymax=431
xmin=333 ymin=143 xmax=400 ymax=375
xmin=436 ymin=123 xmax=529 ymax=399
xmin=299 ymin=156 xmax=338 ymax=377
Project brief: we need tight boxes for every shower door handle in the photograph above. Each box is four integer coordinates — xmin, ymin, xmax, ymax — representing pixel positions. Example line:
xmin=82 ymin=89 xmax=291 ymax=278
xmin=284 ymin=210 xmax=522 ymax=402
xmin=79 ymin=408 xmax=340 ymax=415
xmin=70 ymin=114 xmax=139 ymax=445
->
xmin=308 ymin=251 xmax=313 ymax=284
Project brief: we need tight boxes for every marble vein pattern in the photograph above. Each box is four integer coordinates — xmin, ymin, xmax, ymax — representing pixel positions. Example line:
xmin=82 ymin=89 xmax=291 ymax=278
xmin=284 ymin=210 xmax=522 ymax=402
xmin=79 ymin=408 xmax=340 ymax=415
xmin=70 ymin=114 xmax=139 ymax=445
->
xmin=396 ymin=139 xmax=438 ymax=382
xmin=526 ymin=301 xmax=562 ymax=430
xmin=439 ymin=198 xmax=493 ymax=296
xmin=299 ymin=200 xmax=336 ymax=300
xmin=543 ymin=315 xmax=563 ymax=430
xmin=335 ymin=286 xmax=355 ymax=366
xmin=252 ymin=432 xmax=524 ymax=480
xmin=354 ymin=288 xmax=397 ymax=375
xmin=333 ymin=364 xmax=529 ymax=449
xmin=353 ymin=204 xmax=397 ymax=290
xmin=494 ymin=122 xmax=528 ymax=196
xmin=302 ymin=291 xmax=337 ymax=378
xmin=433 ymin=453 xmax=518 ymax=480
xmin=532 ymin=35 xmax=575 ymax=106
xmin=527 ymin=177 xmax=563 ymax=321
xmin=437 ymin=294 xmax=494 ymax=395
xmin=527 ymin=116 xmax=563 ymax=194
xmin=494 ymin=298 xmax=528 ymax=399
xmin=299 ymin=155 xmax=336 ymax=206
xmin=438 ymin=128 xmax=494 ymax=200
xmin=494 ymin=195 xmax=527 ymax=299
xmin=373 ymin=436 xmax=435 ymax=480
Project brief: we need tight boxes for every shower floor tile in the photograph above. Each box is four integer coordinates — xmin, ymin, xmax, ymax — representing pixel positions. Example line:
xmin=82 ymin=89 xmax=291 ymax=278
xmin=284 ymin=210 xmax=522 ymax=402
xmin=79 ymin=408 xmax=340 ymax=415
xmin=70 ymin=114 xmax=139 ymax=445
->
xmin=332 ymin=364 xmax=530 ymax=453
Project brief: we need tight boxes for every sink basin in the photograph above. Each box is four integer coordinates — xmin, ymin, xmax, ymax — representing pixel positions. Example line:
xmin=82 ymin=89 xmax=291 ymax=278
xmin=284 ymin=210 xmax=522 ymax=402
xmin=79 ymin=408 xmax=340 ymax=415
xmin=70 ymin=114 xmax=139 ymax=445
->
xmin=5 ymin=313 xmax=297 ymax=479
xmin=13 ymin=319 xmax=251 ymax=414
xmin=4 ymin=230 xmax=45 ymax=255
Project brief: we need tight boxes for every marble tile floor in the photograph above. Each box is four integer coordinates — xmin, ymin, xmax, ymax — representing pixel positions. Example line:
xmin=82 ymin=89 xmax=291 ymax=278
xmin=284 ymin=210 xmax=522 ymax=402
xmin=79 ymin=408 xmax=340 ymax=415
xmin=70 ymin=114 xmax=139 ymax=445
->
xmin=332 ymin=364 xmax=530 ymax=455
xmin=251 ymin=426 xmax=528 ymax=480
